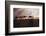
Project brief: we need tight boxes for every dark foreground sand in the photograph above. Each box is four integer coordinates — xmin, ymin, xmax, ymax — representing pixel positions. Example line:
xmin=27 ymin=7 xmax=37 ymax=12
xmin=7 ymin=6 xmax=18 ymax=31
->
xmin=14 ymin=19 xmax=39 ymax=28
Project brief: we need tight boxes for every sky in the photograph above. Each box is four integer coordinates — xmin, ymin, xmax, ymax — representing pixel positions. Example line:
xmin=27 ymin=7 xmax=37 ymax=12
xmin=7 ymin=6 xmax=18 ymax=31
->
xmin=14 ymin=8 xmax=39 ymax=17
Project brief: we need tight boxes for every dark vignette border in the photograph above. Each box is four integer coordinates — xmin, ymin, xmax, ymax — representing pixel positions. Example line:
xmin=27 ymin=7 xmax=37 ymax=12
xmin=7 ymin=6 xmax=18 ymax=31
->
xmin=5 ymin=1 xmax=45 ymax=35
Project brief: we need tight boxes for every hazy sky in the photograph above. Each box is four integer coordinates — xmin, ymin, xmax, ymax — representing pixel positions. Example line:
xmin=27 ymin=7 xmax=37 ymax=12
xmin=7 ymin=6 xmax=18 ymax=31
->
xmin=14 ymin=8 xmax=39 ymax=17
